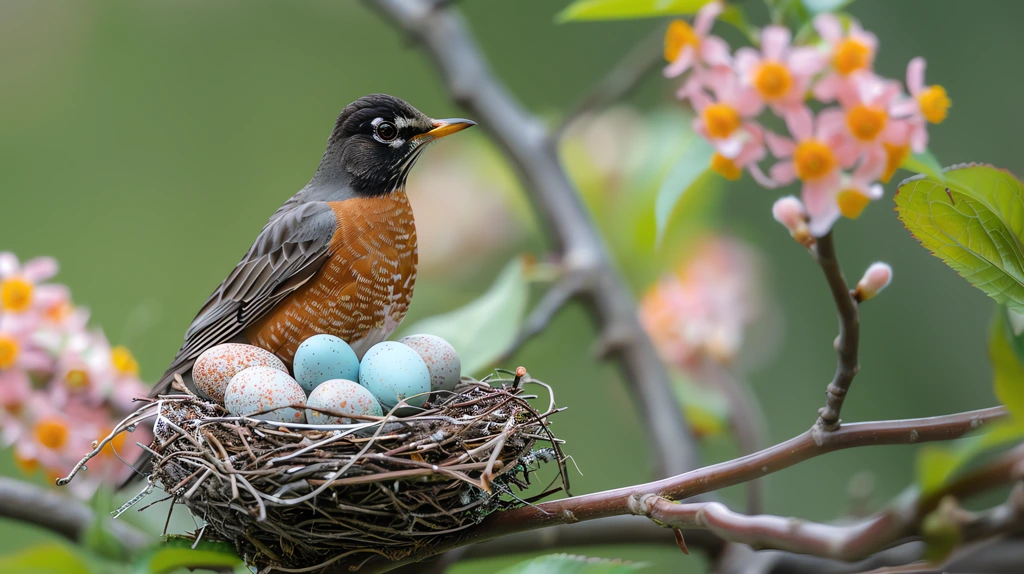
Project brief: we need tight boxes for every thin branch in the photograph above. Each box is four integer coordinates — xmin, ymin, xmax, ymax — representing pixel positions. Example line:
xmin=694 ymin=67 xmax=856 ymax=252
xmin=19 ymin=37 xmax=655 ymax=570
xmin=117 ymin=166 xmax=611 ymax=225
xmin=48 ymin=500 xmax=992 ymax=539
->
xmin=342 ymin=406 xmax=1007 ymax=571
xmin=365 ymin=0 xmax=699 ymax=478
xmin=553 ymin=25 xmax=666 ymax=139
xmin=435 ymin=516 xmax=726 ymax=569
xmin=0 ymin=477 xmax=152 ymax=552
xmin=814 ymin=231 xmax=861 ymax=429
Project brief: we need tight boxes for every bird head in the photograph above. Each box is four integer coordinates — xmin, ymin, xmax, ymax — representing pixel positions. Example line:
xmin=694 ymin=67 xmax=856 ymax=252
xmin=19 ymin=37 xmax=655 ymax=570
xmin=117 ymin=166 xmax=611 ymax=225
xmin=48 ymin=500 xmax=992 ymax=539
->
xmin=317 ymin=94 xmax=475 ymax=196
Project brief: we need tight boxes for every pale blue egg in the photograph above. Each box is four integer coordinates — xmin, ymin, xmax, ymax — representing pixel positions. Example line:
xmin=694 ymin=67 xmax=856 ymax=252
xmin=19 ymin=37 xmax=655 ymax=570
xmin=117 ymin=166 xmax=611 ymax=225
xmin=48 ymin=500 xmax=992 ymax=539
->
xmin=398 ymin=334 xmax=461 ymax=394
xmin=293 ymin=334 xmax=360 ymax=393
xmin=359 ymin=342 xmax=431 ymax=412
xmin=305 ymin=379 xmax=383 ymax=425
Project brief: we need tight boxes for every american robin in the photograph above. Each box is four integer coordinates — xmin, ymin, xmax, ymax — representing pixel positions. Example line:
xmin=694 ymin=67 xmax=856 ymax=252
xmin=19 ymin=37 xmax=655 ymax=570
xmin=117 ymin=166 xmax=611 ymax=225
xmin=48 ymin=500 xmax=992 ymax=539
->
xmin=150 ymin=94 xmax=474 ymax=397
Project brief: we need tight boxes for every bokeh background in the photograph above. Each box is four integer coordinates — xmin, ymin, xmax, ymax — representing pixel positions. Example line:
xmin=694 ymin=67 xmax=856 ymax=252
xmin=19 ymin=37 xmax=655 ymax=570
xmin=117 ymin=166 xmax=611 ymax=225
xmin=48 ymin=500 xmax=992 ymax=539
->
xmin=2 ymin=0 xmax=1023 ymax=571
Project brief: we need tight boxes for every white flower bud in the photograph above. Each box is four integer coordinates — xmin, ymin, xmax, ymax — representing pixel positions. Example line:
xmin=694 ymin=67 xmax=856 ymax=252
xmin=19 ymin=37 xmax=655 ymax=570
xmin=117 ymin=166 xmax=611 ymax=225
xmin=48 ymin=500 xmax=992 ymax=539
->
xmin=772 ymin=196 xmax=812 ymax=247
xmin=855 ymin=262 xmax=893 ymax=301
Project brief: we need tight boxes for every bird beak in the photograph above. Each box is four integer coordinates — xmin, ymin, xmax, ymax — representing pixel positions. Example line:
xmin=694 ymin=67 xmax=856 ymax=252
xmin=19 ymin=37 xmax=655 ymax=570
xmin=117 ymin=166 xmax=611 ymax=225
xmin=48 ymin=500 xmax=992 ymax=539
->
xmin=412 ymin=118 xmax=476 ymax=142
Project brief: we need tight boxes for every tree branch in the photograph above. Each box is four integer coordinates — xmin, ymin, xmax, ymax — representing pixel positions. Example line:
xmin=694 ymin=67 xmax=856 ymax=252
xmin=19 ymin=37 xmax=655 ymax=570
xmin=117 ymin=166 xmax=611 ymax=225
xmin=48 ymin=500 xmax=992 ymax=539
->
xmin=365 ymin=0 xmax=699 ymax=478
xmin=813 ymin=231 xmax=861 ymax=429
xmin=344 ymin=406 xmax=1007 ymax=571
xmin=0 ymin=477 xmax=151 ymax=552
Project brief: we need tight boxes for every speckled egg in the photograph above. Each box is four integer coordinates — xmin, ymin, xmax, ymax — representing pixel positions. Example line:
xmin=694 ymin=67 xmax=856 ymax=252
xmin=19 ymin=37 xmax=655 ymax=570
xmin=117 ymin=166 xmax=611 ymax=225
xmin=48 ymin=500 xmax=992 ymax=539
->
xmin=358 ymin=342 xmax=431 ymax=412
xmin=398 ymin=334 xmax=461 ymax=393
xmin=224 ymin=366 xmax=307 ymax=424
xmin=192 ymin=343 xmax=287 ymax=404
xmin=292 ymin=334 xmax=361 ymax=393
xmin=305 ymin=379 xmax=383 ymax=424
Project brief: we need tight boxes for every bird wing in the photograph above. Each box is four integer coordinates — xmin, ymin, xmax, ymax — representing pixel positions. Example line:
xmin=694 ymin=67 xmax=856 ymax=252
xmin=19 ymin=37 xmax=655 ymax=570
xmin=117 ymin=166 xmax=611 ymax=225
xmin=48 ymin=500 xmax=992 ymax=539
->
xmin=152 ymin=201 xmax=338 ymax=396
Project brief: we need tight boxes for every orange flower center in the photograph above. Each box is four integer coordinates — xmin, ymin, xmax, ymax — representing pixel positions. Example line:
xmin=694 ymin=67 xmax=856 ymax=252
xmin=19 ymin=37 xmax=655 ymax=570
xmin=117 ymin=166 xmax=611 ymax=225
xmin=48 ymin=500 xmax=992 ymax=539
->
xmin=753 ymin=61 xmax=793 ymax=101
xmin=34 ymin=418 xmax=69 ymax=450
xmin=0 ymin=335 xmax=18 ymax=369
xmin=710 ymin=153 xmax=742 ymax=181
xmin=13 ymin=452 xmax=39 ymax=475
xmin=918 ymin=85 xmax=950 ymax=124
xmin=111 ymin=345 xmax=140 ymax=377
xmin=664 ymin=20 xmax=701 ymax=62
xmin=702 ymin=103 xmax=742 ymax=139
xmin=0 ymin=277 xmax=33 ymax=313
xmin=846 ymin=105 xmax=887 ymax=142
xmin=833 ymin=38 xmax=871 ymax=75
xmin=837 ymin=189 xmax=872 ymax=219
xmin=45 ymin=300 xmax=73 ymax=323
xmin=65 ymin=368 xmax=90 ymax=389
xmin=793 ymin=139 xmax=837 ymax=181
xmin=882 ymin=142 xmax=910 ymax=183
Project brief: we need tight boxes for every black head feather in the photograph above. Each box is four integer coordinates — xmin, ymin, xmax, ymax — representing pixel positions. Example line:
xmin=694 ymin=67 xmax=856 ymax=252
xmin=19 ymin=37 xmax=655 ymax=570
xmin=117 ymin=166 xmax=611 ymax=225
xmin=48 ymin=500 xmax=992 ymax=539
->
xmin=311 ymin=94 xmax=439 ymax=196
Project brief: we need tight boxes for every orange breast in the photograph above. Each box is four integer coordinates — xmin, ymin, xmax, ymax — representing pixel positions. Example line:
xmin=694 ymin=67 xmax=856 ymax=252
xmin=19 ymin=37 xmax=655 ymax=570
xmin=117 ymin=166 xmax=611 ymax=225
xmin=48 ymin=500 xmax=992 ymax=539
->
xmin=244 ymin=193 xmax=418 ymax=364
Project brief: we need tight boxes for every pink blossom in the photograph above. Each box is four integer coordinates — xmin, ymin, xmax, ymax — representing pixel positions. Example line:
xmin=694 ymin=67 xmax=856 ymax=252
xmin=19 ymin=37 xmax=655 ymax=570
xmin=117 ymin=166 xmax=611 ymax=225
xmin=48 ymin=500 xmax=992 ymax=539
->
xmin=818 ymin=73 xmax=907 ymax=163
xmin=640 ymin=236 xmax=762 ymax=369
xmin=51 ymin=330 xmax=116 ymax=406
xmin=0 ymin=317 xmax=50 ymax=413
xmin=690 ymin=69 xmax=764 ymax=159
xmin=890 ymin=57 xmax=951 ymax=152
xmin=812 ymin=14 xmax=879 ymax=103
xmin=0 ymin=252 xmax=64 ymax=317
xmin=734 ymin=25 xmax=828 ymax=114
xmin=765 ymin=107 xmax=856 ymax=235
xmin=664 ymin=1 xmax=731 ymax=97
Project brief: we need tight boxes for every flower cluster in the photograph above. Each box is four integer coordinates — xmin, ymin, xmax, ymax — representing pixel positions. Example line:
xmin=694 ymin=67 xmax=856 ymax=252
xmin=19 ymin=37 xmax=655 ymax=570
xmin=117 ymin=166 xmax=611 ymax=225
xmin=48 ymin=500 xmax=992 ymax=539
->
xmin=640 ymin=236 xmax=763 ymax=371
xmin=0 ymin=252 xmax=150 ymax=497
xmin=665 ymin=2 xmax=951 ymax=236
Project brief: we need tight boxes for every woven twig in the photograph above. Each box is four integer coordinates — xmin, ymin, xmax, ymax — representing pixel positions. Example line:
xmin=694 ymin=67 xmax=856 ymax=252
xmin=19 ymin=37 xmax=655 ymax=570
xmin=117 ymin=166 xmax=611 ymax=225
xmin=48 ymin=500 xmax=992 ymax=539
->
xmin=60 ymin=374 xmax=567 ymax=572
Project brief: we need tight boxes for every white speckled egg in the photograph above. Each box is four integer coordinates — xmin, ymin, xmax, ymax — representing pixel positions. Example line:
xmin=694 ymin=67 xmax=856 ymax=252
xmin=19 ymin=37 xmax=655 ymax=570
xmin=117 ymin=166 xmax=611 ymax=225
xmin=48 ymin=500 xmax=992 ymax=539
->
xmin=224 ymin=366 xmax=307 ymax=424
xmin=305 ymin=379 xmax=383 ymax=424
xmin=192 ymin=344 xmax=286 ymax=404
xmin=398 ymin=334 xmax=461 ymax=393
xmin=293 ymin=334 xmax=360 ymax=393
xmin=358 ymin=342 xmax=431 ymax=411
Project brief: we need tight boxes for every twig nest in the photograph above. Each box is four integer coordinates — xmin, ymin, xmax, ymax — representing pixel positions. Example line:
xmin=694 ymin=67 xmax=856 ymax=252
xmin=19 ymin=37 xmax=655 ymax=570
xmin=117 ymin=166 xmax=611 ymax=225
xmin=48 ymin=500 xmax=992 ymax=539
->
xmin=137 ymin=375 xmax=565 ymax=571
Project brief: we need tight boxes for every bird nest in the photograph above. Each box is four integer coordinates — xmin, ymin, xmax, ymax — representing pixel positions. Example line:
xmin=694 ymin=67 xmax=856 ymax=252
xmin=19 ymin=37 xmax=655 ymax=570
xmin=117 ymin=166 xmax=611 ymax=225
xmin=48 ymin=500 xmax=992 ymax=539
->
xmin=59 ymin=371 xmax=569 ymax=572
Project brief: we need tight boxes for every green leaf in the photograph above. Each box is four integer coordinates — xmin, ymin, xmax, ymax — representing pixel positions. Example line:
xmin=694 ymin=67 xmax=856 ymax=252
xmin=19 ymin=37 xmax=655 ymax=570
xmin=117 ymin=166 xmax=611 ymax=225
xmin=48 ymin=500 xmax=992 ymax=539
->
xmin=400 ymin=258 xmax=529 ymax=376
xmin=895 ymin=163 xmax=1024 ymax=312
xmin=135 ymin=538 xmax=242 ymax=574
xmin=916 ymin=418 xmax=1024 ymax=495
xmin=673 ymin=373 xmax=730 ymax=437
xmin=557 ymin=0 xmax=712 ymax=21
xmin=83 ymin=488 xmax=127 ymax=562
xmin=900 ymin=149 xmax=946 ymax=183
xmin=921 ymin=507 xmax=962 ymax=563
xmin=497 ymin=553 xmax=647 ymax=574
xmin=654 ymin=134 xmax=716 ymax=243
xmin=991 ymin=306 xmax=1024 ymax=419
xmin=800 ymin=0 xmax=854 ymax=14
xmin=0 ymin=544 xmax=91 ymax=574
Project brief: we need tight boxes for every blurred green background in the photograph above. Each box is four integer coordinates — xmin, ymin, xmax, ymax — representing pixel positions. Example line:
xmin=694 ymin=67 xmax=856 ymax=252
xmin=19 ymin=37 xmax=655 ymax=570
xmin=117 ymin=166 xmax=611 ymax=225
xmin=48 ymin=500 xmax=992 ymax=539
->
xmin=1 ymin=0 xmax=1022 ymax=572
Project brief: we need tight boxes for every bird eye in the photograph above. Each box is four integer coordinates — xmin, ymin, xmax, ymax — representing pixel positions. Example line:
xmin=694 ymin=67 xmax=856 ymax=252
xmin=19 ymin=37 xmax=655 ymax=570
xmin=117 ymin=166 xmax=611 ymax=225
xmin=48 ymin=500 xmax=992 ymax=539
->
xmin=375 ymin=121 xmax=398 ymax=142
